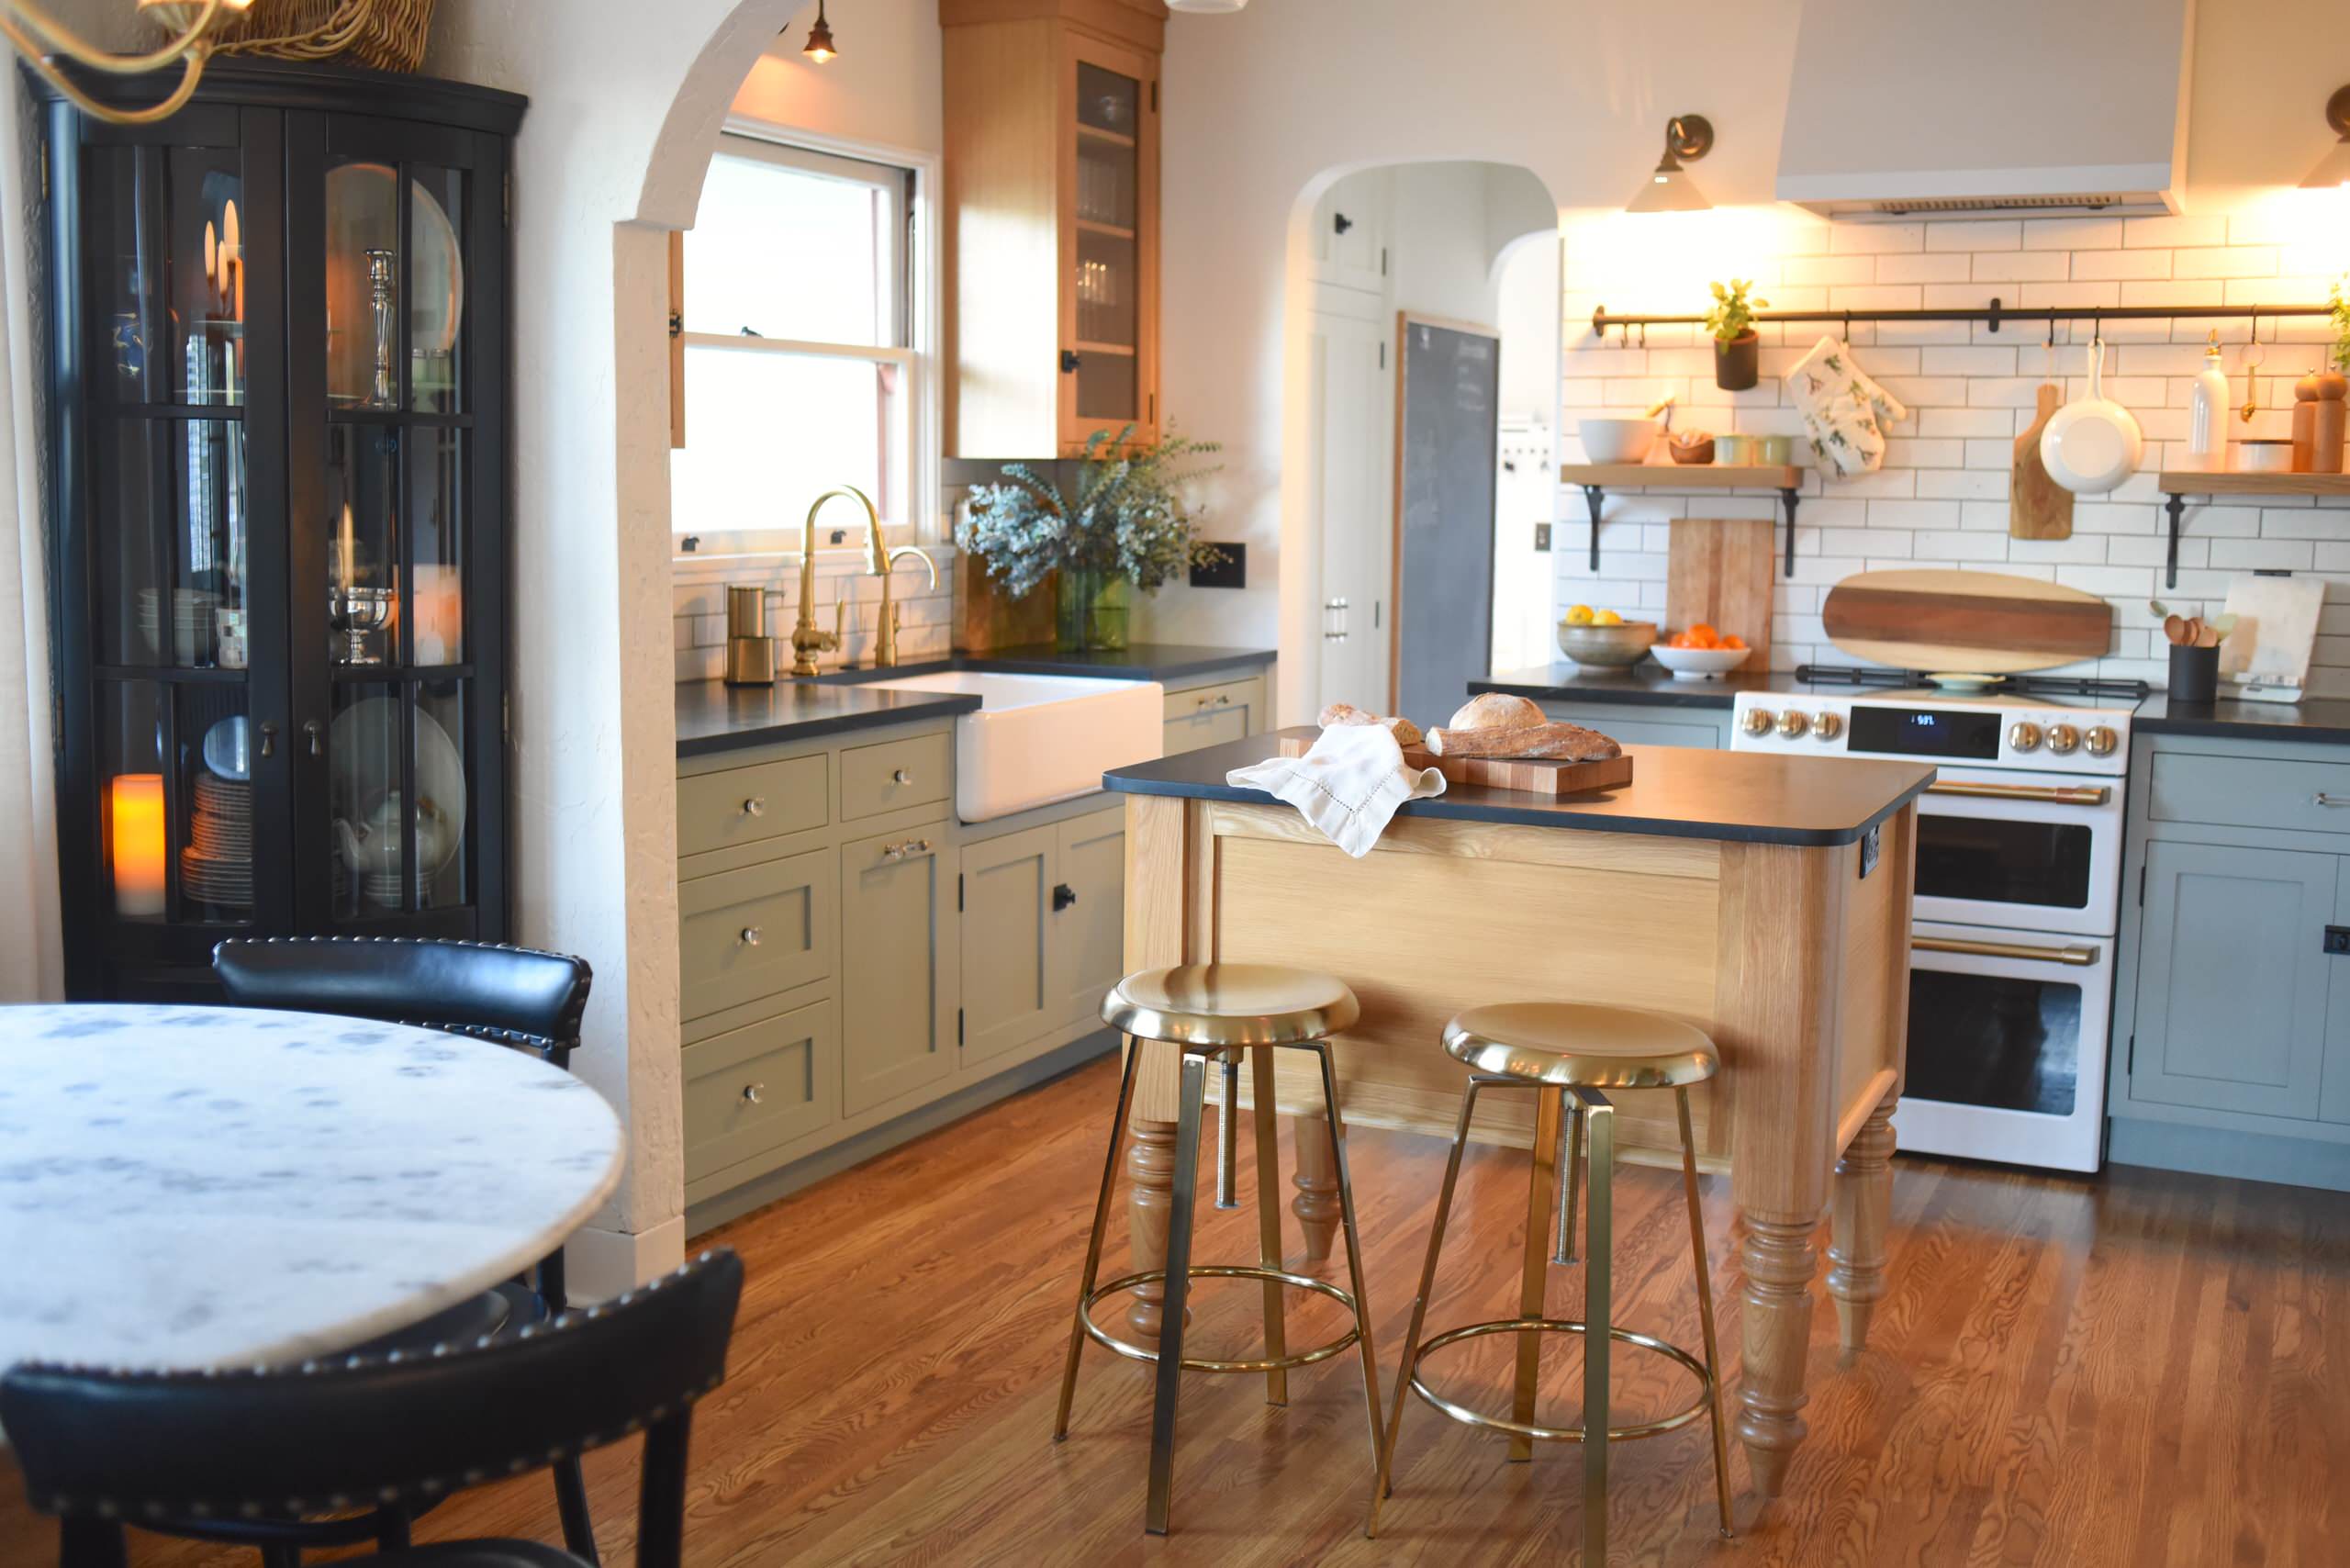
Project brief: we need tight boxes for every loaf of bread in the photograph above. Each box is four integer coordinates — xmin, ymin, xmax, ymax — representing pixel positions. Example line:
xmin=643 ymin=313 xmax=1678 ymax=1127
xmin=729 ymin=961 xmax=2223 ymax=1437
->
xmin=1316 ymin=701 xmax=1425 ymax=749
xmin=1425 ymin=691 xmax=1621 ymax=760
xmin=1425 ymin=721 xmax=1622 ymax=760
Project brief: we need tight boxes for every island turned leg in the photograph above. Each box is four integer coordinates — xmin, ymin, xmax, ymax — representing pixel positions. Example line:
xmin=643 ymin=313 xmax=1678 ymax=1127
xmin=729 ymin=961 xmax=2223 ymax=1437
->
xmin=1292 ymin=1114 xmax=1340 ymax=1268
xmin=1827 ymin=1090 xmax=1897 ymax=1361
xmin=1738 ymin=1211 xmax=1821 ymax=1497
xmin=1125 ymin=1117 xmax=1179 ymax=1338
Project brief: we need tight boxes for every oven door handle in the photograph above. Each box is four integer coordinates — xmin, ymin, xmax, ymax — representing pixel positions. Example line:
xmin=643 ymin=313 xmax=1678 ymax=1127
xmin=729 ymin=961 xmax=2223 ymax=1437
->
xmin=1925 ymin=780 xmax=2112 ymax=806
xmin=1912 ymin=935 xmax=2102 ymax=967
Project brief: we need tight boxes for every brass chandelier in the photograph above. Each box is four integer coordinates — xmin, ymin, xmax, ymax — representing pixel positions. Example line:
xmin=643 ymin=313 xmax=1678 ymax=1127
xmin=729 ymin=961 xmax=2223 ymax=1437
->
xmin=2 ymin=0 xmax=252 ymax=125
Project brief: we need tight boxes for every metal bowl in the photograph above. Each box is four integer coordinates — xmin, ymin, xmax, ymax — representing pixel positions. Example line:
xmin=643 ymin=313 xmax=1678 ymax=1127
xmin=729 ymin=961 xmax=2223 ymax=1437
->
xmin=1556 ymin=620 xmax=1658 ymax=668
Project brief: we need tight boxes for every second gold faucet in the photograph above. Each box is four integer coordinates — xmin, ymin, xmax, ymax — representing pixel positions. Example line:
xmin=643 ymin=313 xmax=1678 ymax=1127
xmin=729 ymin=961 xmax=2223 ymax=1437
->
xmin=790 ymin=485 xmax=937 ymax=677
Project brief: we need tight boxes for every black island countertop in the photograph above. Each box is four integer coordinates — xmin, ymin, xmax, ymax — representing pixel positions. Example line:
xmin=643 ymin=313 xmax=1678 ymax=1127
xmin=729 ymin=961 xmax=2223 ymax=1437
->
xmin=677 ymin=644 xmax=1276 ymax=757
xmin=1104 ymin=727 xmax=1935 ymax=847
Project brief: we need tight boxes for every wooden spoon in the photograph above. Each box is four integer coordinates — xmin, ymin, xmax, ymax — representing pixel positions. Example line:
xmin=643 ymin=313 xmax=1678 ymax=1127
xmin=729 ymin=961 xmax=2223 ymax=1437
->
xmin=2164 ymin=613 xmax=2188 ymax=645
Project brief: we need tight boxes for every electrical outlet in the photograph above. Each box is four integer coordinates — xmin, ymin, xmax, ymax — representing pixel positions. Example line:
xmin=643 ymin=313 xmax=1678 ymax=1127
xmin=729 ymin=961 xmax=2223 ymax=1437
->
xmin=1534 ymin=522 xmax=1551 ymax=553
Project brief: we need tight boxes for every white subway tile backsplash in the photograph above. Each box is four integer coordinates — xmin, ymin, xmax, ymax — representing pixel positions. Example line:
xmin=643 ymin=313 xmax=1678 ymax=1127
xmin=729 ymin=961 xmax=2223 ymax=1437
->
xmin=1549 ymin=211 xmax=2350 ymax=681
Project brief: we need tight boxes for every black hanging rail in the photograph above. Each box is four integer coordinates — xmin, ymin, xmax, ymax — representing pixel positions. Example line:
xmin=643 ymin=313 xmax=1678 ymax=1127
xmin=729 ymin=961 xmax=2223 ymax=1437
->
xmin=1591 ymin=298 xmax=2337 ymax=336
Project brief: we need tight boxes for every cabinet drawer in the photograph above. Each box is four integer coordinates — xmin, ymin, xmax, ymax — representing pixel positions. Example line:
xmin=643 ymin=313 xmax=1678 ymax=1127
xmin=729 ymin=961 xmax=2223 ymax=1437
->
xmin=677 ymin=753 xmax=827 ymax=858
xmin=2147 ymin=753 xmax=2350 ymax=836
xmin=679 ymin=847 xmax=835 ymax=1020
xmin=841 ymin=732 xmax=951 ymax=821
xmin=683 ymin=998 xmax=839 ymax=1188
xmin=1163 ymin=676 xmax=1261 ymax=724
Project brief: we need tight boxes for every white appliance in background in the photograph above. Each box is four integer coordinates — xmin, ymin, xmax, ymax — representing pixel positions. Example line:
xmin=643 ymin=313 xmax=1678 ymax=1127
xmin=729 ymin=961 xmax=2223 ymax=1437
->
xmin=1732 ymin=677 xmax=2138 ymax=1173
xmin=1494 ymin=414 xmax=1556 ymax=674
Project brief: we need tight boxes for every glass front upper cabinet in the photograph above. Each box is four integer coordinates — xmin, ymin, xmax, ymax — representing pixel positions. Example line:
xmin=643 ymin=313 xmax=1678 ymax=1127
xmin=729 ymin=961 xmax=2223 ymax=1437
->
xmin=1061 ymin=39 xmax=1158 ymax=448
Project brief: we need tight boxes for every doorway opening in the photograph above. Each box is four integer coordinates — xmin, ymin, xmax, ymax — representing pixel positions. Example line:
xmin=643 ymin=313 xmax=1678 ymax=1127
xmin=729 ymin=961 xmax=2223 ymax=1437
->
xmin=1295 ymin=162 xmax=1558 ymax=729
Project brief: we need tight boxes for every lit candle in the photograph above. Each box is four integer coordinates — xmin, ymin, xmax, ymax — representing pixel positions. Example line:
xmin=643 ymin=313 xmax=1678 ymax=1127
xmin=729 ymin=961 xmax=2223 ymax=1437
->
xmin=221 ymin=199 xmax=241 ymax=320
xmin=203 ymin=219 xmax=218 ymax=310
xmin=337 ymin=500 xmax=356 ymax=594
xmin=109 ymin=774 xmax=166 ymax=916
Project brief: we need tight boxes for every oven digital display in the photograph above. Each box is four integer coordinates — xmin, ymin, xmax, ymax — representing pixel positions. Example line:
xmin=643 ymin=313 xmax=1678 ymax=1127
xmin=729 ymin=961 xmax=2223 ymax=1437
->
xmin=1847 ymin=705 xmax=2003 ymax=760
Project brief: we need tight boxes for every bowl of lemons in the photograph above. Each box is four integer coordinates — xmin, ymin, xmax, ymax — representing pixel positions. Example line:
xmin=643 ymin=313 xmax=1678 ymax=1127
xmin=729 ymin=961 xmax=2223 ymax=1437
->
xmin=1556 ymin=605 xmax=1658 ymax=668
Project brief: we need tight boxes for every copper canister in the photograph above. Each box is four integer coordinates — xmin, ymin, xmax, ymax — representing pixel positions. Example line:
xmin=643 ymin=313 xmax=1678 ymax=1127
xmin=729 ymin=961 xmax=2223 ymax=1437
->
xmin=723 ymin=585 xmax=777 ymax=685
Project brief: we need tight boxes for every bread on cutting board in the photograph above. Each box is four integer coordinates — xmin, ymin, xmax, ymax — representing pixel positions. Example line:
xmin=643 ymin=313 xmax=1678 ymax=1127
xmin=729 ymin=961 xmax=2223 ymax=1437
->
xmin=1316 ymin=701 xmax=1425 ymax=749
xmin=1425 ymin=693 xmax=1622 ymax=761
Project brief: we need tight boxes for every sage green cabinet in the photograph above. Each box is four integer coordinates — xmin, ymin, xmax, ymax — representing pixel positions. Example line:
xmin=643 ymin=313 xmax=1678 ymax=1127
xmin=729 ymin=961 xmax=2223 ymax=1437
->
xmin=1163 ymin=673 xmax=1266 ymax=755
xmin=683 ymin=998 xmax=839 ymax=1199
xmin=2130 ymin=840 xmax=2334 ymax=1121
xmin=678 ymin=848 xmax=835 ymax=1022
xmin=840 ymin=826 xmax=958 ymax=1115
xmin=1054 ymin=809 xmax=1125 ymax=1025
xmin=960 ymin=825 xmax=1058 ymax=1064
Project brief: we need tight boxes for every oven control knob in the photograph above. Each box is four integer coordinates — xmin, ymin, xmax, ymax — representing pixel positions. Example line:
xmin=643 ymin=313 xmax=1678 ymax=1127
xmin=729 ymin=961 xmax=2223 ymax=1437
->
xmin=1776 ymin=710 xmax=1810 ymax=739
xmin=2045 ymin=722 xmax=2081 ymax=756
xmin=1811 ymin=711 xmax=1843 ymax=741
xmin=2085 ymin=725 xmax=2119 ymax=758
xmin=1742 ymin=708 xmax=1776 ymax=737
xmin=2007 ymin=721 xmax=2043 ymax=753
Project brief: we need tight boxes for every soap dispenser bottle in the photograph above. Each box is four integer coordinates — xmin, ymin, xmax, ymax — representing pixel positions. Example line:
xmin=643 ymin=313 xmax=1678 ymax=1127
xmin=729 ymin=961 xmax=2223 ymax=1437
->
xmin=2188 ymin=330 xmax=2231 ymax=470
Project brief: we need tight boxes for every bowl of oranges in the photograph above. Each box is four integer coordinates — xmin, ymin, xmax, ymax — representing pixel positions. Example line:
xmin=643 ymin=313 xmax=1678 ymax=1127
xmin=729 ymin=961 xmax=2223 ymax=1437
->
xmin=1557 ymin=606 xmax=1658 ymax=668
xmin=1651 ymin=623 xmax=1752 ymax=680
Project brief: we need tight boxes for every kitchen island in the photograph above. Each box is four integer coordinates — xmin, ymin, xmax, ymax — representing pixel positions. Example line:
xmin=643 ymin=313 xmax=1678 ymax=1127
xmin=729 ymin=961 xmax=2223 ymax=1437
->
xmin=1102 ymin=729 xmax=1934 ymax=1496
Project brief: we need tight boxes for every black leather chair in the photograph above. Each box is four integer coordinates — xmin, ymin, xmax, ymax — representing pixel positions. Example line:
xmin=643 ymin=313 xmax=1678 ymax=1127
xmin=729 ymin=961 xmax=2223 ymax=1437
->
xmin=1 ymin=1249 xmax=743 ymax=1568
xmin=210 ymin=935 xmax=601 ymax=1561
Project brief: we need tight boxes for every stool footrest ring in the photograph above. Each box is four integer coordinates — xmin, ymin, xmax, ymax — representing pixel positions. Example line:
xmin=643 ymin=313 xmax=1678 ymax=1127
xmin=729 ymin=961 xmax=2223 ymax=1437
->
xmin=1407 ymin=1316 xmax=1716 ymax=1444
xmin=1081 ymin=1266 xmax=1361 ymax=1374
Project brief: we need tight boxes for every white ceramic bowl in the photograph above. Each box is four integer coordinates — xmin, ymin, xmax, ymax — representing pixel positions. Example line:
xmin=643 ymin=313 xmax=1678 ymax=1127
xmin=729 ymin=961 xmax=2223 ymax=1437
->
xmin=1650 ymin=644 xmax=1753 ymax=681
xmin=1578 ymin=418 xmax=1661 ymax=465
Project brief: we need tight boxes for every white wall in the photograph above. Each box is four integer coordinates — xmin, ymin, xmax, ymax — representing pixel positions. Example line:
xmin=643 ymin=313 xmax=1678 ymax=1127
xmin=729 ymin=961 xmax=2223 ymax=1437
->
xmin=731 ymin=0 xmax=942 ymax=152
xmin=1148 ymin=0 xmax=2350 ymax=718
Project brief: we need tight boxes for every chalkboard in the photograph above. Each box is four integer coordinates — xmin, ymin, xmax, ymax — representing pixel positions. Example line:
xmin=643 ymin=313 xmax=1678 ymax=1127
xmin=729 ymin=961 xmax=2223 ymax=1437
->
xmin=1393 ymin=315 xmax=1499 ymax=731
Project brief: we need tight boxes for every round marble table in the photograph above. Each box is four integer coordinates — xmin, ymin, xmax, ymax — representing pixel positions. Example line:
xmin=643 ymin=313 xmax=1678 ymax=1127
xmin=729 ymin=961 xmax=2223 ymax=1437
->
xmin=0 ymin=1003 xmax=624 ymax=1379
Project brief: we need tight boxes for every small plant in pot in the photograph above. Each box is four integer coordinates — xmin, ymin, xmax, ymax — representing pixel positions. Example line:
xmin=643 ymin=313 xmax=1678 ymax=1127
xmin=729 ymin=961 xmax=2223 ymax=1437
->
xmin=1706 ymin=277 xmax=1767 ymax=392
xmin=962 ymin=425 xmax=1224 ymax=652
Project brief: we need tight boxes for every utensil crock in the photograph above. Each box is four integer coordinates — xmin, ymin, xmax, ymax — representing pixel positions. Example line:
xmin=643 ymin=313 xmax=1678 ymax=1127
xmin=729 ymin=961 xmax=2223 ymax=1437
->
xmin=2168 ymin=643 xmax=2220 ymax=704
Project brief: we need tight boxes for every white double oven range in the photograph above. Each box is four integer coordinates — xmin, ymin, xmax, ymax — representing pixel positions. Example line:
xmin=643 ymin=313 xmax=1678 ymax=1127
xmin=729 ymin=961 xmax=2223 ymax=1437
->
xmin=1732 ymin=668 xmax=2144 ymax=1174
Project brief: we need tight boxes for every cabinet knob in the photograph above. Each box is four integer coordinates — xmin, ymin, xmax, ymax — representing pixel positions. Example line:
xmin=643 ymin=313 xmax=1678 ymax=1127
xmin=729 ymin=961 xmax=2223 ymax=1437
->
xmin=892 ymin=767 xmax=912 ymax=785
xmin=1196 ymin=693 xmax=1231 ymax=709
xmin=257 ymin=722 xmax=277 ymax=759
xmin=742 ymin=1081 xmax=766 ymax=1106
xmin=1060 ymin=349 xmax=1082 ymax=374
xmin=881 ymin=837 xmax=933 ymax=863
xmin=1053 ymin=881 xmax=1078 ymax=912
xmin=739 ymin=925 xmax=763 ymax=946
xmin=303 ymin=719 xmax=323 ymax=756
xmin=743 ymin=796 xmax=766 ymax=817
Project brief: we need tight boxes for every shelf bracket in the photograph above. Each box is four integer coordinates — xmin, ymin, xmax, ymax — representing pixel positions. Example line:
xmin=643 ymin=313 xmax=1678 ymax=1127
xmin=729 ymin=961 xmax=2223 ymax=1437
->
xmin=1583 ymin=484 xmax=1606 ymax=573
xmin=1780 ymin=487 xmax=1800 ymax=578
xmin=2164 ymin=492 xmax=2187 ymax=589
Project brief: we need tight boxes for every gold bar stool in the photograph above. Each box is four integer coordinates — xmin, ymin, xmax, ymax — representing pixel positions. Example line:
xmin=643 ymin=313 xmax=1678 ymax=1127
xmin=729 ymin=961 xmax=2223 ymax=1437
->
xmin=1366 ymin=1002 xmax=1736 ymax=1562
xmin=1055 ymin=963 xmax=1382 ymax=1537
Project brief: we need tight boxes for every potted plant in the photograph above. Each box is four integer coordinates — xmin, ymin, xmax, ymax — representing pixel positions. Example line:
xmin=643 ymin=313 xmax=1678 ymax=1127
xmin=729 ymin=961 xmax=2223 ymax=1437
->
xmin=962 ymin=425 xmax=1225 ymax=652
xmin=1706 ymin=277 xmax=1768 ymax=391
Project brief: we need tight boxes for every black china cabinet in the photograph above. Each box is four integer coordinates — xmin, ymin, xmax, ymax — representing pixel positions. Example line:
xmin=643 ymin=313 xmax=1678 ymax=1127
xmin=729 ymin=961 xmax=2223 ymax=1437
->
xmin=36 ymin=62 xmax=526 ymax=999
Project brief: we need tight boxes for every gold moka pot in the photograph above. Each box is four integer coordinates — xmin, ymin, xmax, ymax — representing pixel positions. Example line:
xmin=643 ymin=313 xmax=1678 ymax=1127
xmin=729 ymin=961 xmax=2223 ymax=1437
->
xmin=722 ymin=585 xmax=778 ymax=685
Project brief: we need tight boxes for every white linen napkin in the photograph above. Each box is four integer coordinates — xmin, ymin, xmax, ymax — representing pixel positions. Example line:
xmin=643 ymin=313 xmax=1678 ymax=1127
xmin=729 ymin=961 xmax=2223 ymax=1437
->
xmin=1225 ymin=723 xmax=1447 ymax=858
xmin=1783 ymin=336 xmax=1909 ymax=478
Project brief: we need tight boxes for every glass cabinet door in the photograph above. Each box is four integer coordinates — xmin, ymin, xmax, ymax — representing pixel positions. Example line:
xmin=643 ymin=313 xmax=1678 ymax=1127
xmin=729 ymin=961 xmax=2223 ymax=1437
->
xmin=69 ymin=107 xmax=287 ymax=966
xmin=1062 ymin=41 xmax=1157 ymax=447
xmin=295 ymin=118 xmax=503 ymax=933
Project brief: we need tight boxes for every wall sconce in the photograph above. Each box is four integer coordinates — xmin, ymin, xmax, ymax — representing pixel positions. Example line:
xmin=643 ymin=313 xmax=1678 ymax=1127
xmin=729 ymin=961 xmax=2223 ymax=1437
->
xmin=1626 ymin=114 xmax=1715 ymax=214
xmin=802 ymin=0 xmax=836 ymax=63
xmin=2304 ymin=85 xmax=2350 ymax=190
xmin=109 ymin=772 xmax=167 ymax=916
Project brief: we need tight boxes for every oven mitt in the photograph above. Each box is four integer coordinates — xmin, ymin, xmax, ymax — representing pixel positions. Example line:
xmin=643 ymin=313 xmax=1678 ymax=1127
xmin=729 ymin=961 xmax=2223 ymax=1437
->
xmin=1784 ymin=336 xmax=1909 ymax=478
xmin=1226 ymin=722 xmax=1446 ymax=857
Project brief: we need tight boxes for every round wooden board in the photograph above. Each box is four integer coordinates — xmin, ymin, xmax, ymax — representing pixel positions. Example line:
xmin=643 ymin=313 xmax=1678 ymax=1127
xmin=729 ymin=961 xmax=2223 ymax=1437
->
xmin=1820 ymin=568 xmax=2111 ymax=675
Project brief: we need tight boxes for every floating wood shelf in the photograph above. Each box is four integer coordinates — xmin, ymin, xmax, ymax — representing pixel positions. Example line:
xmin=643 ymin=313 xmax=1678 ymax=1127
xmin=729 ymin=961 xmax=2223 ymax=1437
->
xmin=2156 ymin=471 xmax=2350 ymax=589
xmin=1556 ymin=462 xmax=1806 ymax=577
xmin=1076 ymin=121 xmax=1136 ymax=149
xmin=1074 ymin=218 xmax=1136 ymax=241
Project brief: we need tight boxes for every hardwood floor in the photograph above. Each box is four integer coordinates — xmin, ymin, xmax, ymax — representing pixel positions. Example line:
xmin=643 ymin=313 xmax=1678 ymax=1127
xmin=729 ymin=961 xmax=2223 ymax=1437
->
xmin=6 ymin=1052 xmax=2348 ymax=1565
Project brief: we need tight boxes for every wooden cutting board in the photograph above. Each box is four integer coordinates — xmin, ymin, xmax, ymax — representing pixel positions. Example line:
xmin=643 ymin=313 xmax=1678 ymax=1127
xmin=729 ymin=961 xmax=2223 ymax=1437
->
xmin=2010 ymin=383 xmax=2074 ymax=539
xmin=1821 ymin=569 xmax=2110 ymax=674
xmin=1667 ymin=518 xmax=1774 ymax=664
xmin=1278 ymin=734 xmax=1634 ymax=796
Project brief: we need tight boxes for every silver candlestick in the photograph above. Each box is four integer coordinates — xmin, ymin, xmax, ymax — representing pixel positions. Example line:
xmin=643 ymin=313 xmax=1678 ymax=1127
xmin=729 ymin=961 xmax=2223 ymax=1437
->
xmin=329 ymin=584 xmax=395 ymax=665
xmin=365 ymin=248 xmax=397 ymax=409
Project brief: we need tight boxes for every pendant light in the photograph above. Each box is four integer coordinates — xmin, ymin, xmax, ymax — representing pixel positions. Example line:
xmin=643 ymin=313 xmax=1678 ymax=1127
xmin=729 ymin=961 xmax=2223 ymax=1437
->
xmin=2303 ymin=85 xmax=2350 ymax=190
xmin=1626 ymin=115 xmax=1715 ymax=214
xmin=803 ymin=0 xmax=837 ymax=63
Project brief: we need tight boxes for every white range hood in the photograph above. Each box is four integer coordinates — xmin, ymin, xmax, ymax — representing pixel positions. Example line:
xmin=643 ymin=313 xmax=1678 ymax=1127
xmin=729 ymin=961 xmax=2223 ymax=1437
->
xmin=1775 ymin=0 xmax=2194 ymax=220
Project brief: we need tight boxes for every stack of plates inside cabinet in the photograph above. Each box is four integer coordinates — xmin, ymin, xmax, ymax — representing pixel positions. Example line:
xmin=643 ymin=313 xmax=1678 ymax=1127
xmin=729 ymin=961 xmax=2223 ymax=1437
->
xmin=180 ymin=771 xmax=252 ymax=909
xmin=137 ymin=588 xmax=222 ymax=664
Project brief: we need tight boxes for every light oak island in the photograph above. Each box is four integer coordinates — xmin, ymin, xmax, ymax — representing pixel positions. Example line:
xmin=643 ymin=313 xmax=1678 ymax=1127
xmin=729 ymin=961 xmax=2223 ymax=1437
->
xmin=1101 ymin=727 xmax=1934 ymax=1496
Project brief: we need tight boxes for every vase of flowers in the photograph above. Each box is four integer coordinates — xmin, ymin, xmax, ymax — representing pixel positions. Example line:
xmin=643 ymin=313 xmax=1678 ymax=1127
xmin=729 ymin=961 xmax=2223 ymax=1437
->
xmin=963 ymin=425 xmax=1223 ymax=652
xmin=1707 ymin=277 xmax=1767 ymax=391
